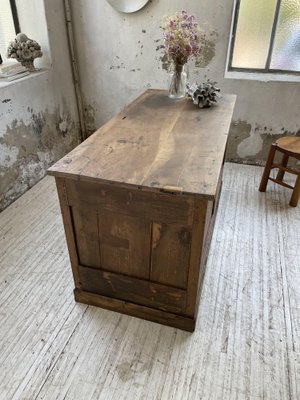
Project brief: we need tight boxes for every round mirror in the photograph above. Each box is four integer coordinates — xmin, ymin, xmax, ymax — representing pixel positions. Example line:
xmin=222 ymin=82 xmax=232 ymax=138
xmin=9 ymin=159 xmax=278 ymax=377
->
xmin=106 ymin=0 xmax=150 ymax=13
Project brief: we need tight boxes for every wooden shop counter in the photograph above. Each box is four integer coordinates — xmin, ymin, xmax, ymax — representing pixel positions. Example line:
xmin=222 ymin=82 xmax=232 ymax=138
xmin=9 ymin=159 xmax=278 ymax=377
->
xmin=48 ymin=89 xmax=236 ymax=331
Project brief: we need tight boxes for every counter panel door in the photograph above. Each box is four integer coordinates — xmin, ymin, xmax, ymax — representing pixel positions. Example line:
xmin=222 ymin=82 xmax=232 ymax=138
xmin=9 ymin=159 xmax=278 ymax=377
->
xmin=64 ymin=179 xmax=195 ymax=312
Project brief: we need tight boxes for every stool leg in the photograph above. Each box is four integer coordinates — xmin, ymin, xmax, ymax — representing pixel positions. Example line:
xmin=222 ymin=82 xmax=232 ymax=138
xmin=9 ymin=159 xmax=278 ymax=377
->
xmin=276 ymin=153 xmax=289 ymax=181
xmin=259 ymin=144 xmax=277 ymax=192
xmin=290 ymin=174 xmax=300 ymax=207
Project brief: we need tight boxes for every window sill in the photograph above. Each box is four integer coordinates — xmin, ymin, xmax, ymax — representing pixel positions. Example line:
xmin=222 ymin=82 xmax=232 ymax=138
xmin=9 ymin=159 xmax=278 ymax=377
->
xmin=0 ymin=67 xmax=51 ymax=89
xmin=225 ymin=70 xmax=300 ymax=83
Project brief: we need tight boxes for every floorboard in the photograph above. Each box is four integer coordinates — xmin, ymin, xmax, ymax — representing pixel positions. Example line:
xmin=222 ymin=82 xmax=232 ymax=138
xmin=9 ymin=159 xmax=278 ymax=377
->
xmin=0 ymin=163 xmax=299 ymax=400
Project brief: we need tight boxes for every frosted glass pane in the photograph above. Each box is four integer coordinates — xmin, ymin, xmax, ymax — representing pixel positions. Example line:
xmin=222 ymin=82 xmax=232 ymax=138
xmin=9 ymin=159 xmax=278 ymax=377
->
xmin=0 ymin=1 xmax=16 ymax=60
xmin=271 ymin=0 xmax=300 ymax=71
xmin=232 ymin=0 xmax=277 ymax=69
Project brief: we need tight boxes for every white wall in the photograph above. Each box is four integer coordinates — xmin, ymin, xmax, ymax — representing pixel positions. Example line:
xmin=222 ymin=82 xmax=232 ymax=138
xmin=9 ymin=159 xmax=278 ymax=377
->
xmin=71 ymin=0 xmax=300 ymax=163
xmin=0 ymin=0 xmax=80 ymax=210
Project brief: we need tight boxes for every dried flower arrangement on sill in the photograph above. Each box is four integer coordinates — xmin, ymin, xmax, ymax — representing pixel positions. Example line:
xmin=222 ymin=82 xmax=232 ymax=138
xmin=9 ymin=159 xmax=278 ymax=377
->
xmin=186 ymin=80 xmax=220 ymax=108
xmin=161 ymin=10 xmax=205 ymax=99
xmin=7 ymin=33 xmax=42 ymax=72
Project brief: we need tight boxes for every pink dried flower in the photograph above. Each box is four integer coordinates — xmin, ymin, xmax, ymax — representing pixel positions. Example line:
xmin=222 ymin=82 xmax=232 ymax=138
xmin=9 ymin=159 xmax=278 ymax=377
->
xmin=161 ymin=10 xmax=205 ymax=65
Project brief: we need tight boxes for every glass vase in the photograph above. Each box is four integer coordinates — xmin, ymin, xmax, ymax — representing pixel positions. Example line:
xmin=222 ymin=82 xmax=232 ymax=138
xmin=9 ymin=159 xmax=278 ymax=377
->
xmin=168 ymin=63 xmax=187 ymax=99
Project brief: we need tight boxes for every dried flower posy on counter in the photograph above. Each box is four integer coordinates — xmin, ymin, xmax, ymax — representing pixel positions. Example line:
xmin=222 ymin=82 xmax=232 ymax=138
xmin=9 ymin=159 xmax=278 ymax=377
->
xmin=162 ymin=10 xmax=205 ymax=66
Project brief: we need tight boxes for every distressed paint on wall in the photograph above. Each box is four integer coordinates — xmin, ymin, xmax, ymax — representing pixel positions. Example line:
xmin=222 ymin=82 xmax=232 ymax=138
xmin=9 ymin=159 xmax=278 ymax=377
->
xmin=83 ymin=103 xmax=97 ymax=137
xmin=227 ymin=120 xmax=300 ymax=165
xmin=0 ymin=102 xmax=79 ymax=210
xmin=195 ymin=29 xmax=218 ymax=68
xmin=0 ymin=0 xmax=81 ymax=211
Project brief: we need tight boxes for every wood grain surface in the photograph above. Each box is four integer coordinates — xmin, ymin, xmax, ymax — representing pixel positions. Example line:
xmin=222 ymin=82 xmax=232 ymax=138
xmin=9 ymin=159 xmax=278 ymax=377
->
xmin=48 ymin=90 xmax=236 ymax=199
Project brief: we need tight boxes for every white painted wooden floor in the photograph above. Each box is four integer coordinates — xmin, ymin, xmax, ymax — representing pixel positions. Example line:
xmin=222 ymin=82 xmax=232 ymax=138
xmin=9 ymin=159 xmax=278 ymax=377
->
xmin=0 ymin=163 xmax=299 ymax=400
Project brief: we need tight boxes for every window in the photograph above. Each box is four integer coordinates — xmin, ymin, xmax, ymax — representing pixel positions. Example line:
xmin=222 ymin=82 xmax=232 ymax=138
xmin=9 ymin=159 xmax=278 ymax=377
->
xmin=229 ymin=0 xmax=300 ymax=74
xmin=0 ymin=0 xmax=20 ymax=62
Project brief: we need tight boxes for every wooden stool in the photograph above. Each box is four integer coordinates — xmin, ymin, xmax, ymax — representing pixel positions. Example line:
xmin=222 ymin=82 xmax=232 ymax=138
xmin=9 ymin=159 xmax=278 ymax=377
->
xmin=259 ymin=136 xmax=300 ymax=207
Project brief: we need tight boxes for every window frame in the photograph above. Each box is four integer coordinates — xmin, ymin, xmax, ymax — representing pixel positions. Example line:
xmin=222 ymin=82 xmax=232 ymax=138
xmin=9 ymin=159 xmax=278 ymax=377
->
xmin=10 ymin=0 xmax=20 ymax=34
xmin=0 ymin=0 xmax=20 ymax=59
xmin=228 ymin=0 xmax=300 ymax=76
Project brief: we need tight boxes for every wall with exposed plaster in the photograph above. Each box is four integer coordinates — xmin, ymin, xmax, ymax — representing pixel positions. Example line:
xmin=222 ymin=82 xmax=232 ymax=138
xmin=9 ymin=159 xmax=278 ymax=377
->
xmin=1 ymin=0 xmax=299 ymax=210
xmin=0 ymin=0 xmax=80 ymax=211
xmin=71 ymin=0 xmax=299 ymax=165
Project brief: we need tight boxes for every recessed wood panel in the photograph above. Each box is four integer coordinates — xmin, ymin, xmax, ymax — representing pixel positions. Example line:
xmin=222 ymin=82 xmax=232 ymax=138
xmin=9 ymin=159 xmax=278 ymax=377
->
xmin=78 ymin=266 xmax=186 ymax=314
xmin=71 ymin=206 xmax=100 ymax=268
xmin=98 ymin=210 xmax=151 ymax=279
xmin=150 ymin=223 xmax=191 ymax=289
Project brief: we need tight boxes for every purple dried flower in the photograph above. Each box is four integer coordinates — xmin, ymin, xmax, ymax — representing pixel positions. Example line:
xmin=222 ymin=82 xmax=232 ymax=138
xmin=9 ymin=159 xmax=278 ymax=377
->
xmin=161 ymin=10 xmax=205 ymax=65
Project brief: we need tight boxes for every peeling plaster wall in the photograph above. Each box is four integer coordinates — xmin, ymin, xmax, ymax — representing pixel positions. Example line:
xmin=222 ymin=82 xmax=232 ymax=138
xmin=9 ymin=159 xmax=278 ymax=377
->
xmin=72 ymin=0 xmax=299 ymax=165
xmin=0 ymin=0 xmax=80 ymax=211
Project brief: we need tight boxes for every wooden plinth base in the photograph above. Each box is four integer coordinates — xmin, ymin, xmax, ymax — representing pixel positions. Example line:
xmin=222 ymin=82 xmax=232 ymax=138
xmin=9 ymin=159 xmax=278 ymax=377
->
xmin=74 ymin=289 xmax=195 ymax=332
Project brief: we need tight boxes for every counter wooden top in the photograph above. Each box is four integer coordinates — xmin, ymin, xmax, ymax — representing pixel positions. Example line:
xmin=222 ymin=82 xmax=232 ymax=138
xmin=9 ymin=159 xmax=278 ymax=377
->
xmin=48 ymin=89 xmax=236 ymax=199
